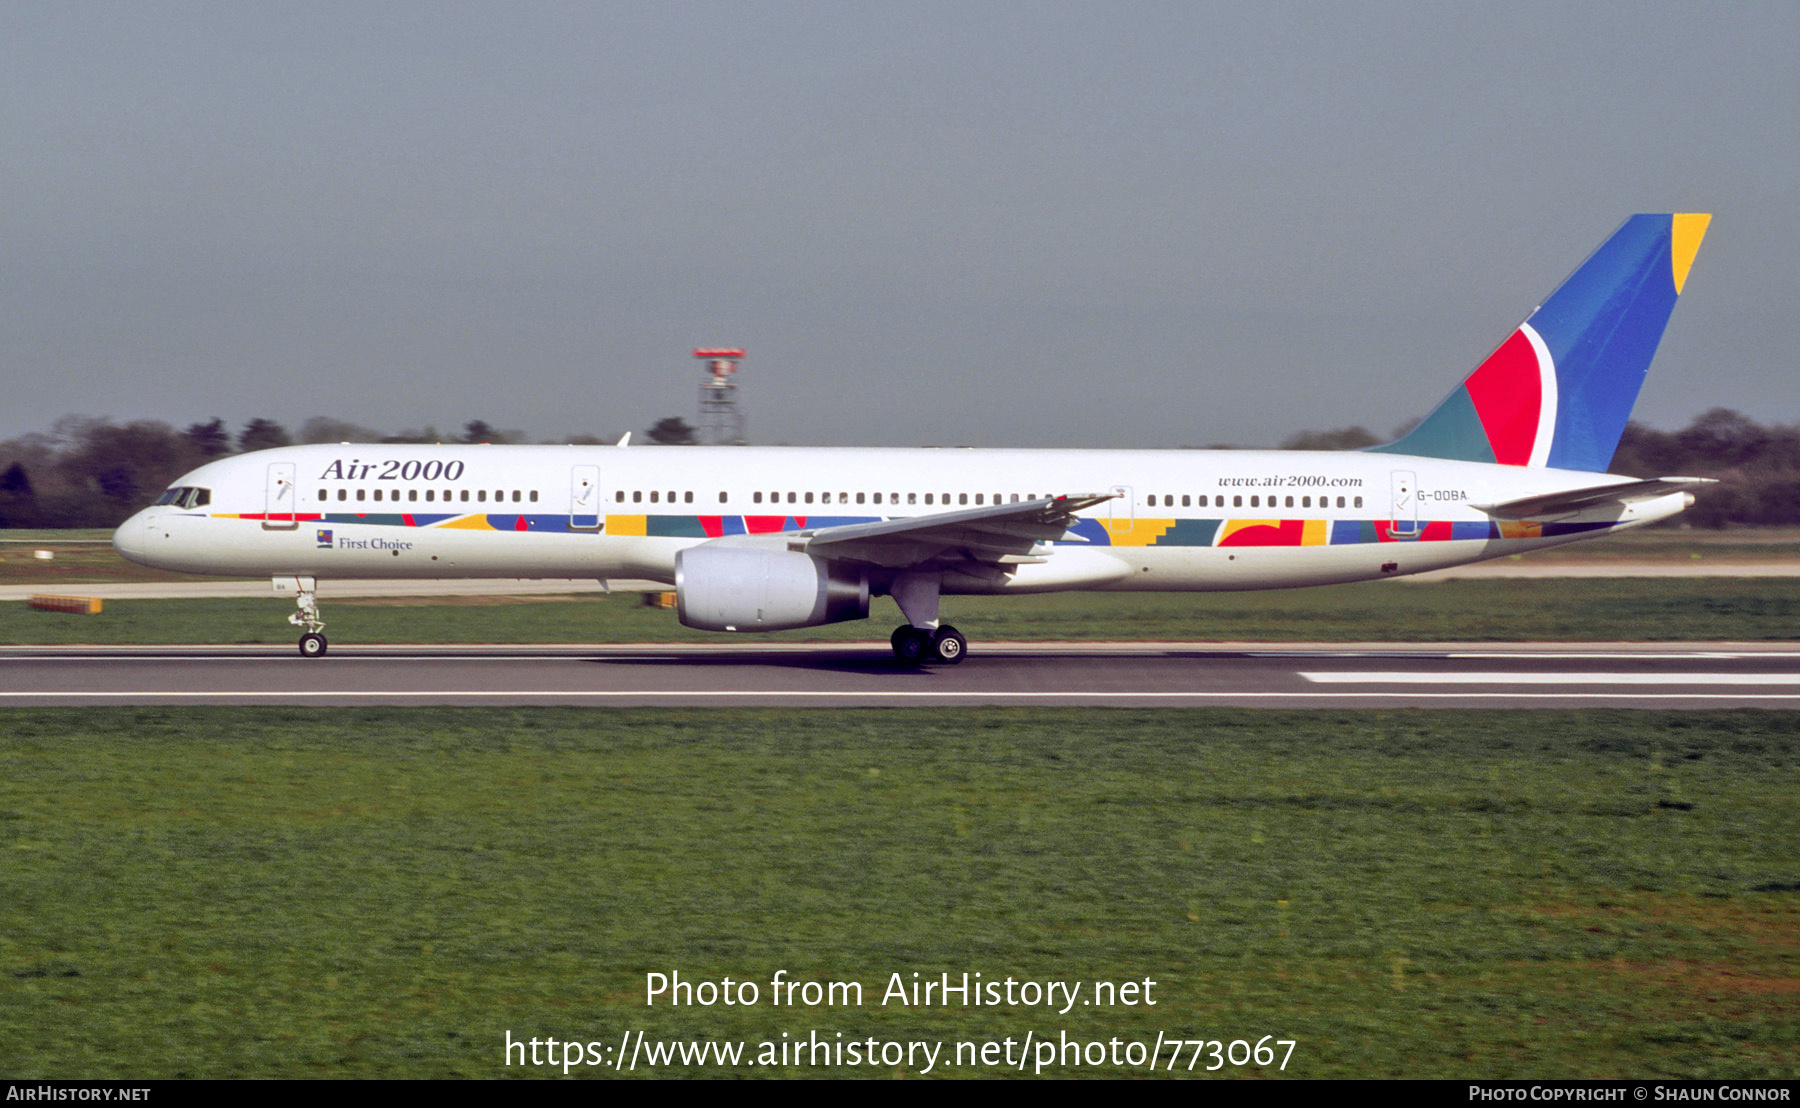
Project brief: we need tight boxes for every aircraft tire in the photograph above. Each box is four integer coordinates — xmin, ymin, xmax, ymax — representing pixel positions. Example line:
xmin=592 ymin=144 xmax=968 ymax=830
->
xmin=892 ymin=626 xmax=931 ymax=665
xmin=930 ymin=625 xmax=967 ymax=664
xmin=299 ymin=632 xmax=328 ymax=659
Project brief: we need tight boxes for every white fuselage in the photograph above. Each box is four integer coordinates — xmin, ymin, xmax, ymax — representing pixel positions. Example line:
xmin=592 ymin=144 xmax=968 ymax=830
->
xmin=113 ymin=442 xmax=1684 ymax=595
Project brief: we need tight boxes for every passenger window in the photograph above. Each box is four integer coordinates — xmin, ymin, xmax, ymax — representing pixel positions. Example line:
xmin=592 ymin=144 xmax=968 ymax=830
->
xmin=804 ymin=492 xmax=814 ymax=504
xmin=1233 ymin=495 xmax=1242 ymax=508
xmin=650 ymin=491 xmax=660 ymax=503
xmin=959 ymin=493 xmax=968 ymax=505
xmin=616 ymin=490 xmax=625 ymax=502
xmin=839 ymin=492 xmax=847 ymax=504
xmin=1337 ymin=496 xmax=1346 ymax=508
xmin=924 ymin=494 xmax=933 ymax=505
xmin=632 ymin=491 xmax=641 ymax=503
xmin=1354 ymin=496 xmax=1363 ymax=509
xmin=357 ymin=489 xmax=366 ymax=502
xmin=460 ymin=490 xmax=470 ymax=503
xmin=1182 ymin=495 xmax=1191 ymax=507
xmin=512 ymin=490 xmax=521 ymax=503
xmin=685 ymin=492 xmax=693 ymax=504
xmin=754 ymin=492 xmax=763 ymax=504
xmin=409 ymin=489 xmax=418 ymax=503
xmin=1285 ymin=496 xmax=1294 ymax=508
xmin=338 ymin=489 xmax=348 ymax=502
xmin=717 ymin=492 xmax=727 ymax=504
xmin=477 ymin=490 xmax=487 ymax=503
xmin=787 ymin=492 xmax=797 ymax=504
xmin=426 ymin=490 xmax=435 ymax=502
xmin=907 ymin=493 xmax=917 ymax=505
xmin=317 ymin=488 xmax=326 ymax=501
xmin=856 ymin=492 xmax=865 ymax=505
xmin=530 ymin=490 xmax=539 ymax=503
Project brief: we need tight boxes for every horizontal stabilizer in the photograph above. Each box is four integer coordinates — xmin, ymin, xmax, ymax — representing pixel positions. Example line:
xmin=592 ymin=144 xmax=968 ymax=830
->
xmin=1474 ymin=477 xmax=1715 ymax=520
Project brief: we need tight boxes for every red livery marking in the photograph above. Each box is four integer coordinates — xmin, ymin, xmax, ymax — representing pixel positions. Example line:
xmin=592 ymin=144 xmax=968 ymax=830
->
xmin=1463 ymin=329 xmax=1543 ymax=465
xmin=515 ymin=515 xmax=528 ymax=531
xmin=699 ymin=516 xmax=725 ymax=538
xmin=403 ymin=513 xmax=416 ymax=527
xmin=1220 ymin=520 xmax=1305 ymax=547
xmin=792 ymin=516 xmax=807 ymax=529
xmin=744 ymin=516 xmax=787 ymax=534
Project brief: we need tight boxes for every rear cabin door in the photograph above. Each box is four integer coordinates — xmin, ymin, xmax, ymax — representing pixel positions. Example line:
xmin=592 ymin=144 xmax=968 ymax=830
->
xmin=1389 ymin=470 xmax=1418 ymax=537
xmin=569 ymin=465 xmax=601 ymax=530
xmin=263 ymin=462 xmax=298 ymax=530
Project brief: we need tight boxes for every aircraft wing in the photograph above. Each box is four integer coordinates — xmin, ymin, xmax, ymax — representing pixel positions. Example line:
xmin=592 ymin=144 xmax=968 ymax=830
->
xmin=801 ymin=494 xmax=1116 ymax=568
xmin=1474 ymin=477 xmax=1715 ymax=520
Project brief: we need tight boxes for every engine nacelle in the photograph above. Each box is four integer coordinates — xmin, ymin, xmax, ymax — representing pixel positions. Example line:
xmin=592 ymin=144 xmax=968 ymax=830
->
xmin=675 ymin=546 xmax=869 ymax=632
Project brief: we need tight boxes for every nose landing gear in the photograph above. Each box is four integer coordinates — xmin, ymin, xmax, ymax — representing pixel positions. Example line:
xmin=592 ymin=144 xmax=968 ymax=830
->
xmin=275 ymin=576 xmax=328 ymax=658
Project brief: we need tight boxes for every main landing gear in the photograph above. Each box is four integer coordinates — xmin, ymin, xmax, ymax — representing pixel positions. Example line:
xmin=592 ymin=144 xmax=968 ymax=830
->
xmin=276 ymin=575 xmax=328 ymax=658
xmin=886 ymin=570 xmax=965 ymax=664
xmin=890 ymin=624 xmax=966 ymax=665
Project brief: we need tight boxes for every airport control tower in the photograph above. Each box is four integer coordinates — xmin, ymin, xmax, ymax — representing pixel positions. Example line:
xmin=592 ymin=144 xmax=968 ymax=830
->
xmin=694 ymin=347 xmax=746 ymax=445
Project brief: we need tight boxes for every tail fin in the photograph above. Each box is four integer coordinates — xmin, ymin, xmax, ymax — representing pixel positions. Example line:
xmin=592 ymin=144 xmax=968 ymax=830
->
xmin=1370 ymin=214 xmax=1710 ymax=472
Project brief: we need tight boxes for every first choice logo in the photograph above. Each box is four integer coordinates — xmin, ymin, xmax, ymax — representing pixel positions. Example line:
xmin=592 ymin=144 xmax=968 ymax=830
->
xmin=319 ymin=458 xmax=467 ymax=481
xmin=336 ymin=538 xmax=414 ymax=551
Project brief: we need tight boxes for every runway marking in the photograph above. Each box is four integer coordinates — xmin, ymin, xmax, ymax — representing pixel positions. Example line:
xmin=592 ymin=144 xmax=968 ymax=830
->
xmin=8 ymin=691 xmax=1800 ymax=703
xmin=1303 ymin=671 xmax=1800 ymax=686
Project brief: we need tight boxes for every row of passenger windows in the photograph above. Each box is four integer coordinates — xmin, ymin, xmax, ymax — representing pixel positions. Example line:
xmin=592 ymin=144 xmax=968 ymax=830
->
xmin=311 ymin=486 xmax=1364 ymax=512
xmin=320 ymin=488 xmax=540 ymax=504
xmin=1146 ymin=493 xmax=1364 ymax=510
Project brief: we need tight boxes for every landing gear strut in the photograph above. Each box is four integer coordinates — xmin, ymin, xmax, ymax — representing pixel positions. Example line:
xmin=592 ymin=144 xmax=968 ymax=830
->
xmin=276 ymin=576 xmax=328 ymax=658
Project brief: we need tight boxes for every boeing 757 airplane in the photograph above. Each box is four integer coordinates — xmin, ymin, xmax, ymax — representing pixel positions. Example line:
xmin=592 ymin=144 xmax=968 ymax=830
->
xmin=115 ymin=214 xmax=1712 ymax=661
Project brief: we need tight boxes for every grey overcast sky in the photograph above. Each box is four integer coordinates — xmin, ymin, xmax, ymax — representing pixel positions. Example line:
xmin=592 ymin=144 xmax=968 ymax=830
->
xmin=3 ymin=1 xmax=1795 ymax=448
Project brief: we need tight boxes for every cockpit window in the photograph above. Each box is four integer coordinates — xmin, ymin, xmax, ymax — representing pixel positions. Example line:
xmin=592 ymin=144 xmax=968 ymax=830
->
xmin=154 ymin=486 xmax=211 ymax=509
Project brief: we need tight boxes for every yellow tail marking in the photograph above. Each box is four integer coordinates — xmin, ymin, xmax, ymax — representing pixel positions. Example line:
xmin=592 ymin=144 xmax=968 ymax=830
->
xmin=1671 ymin=213 xmax=1710 ymax=295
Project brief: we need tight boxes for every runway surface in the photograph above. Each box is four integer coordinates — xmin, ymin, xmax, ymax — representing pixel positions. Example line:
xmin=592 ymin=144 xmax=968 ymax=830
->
xmin=6 ymin=641 xmax=1800 ymax=708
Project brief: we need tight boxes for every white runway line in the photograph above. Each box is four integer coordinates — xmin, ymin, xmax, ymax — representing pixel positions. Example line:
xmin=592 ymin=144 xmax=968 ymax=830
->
xmin=1303 ymin=671 xmax=1800 ymax=685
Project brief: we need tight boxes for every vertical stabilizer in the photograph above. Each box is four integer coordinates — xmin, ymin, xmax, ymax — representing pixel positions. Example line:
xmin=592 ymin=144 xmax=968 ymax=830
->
xmin=1370 ymin=214 xmax=1709 ymax=472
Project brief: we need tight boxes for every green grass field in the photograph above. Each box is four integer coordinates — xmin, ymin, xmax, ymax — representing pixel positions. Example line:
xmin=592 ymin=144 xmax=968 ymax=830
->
xmin=2 ymin=708 xmax=1795 ymax=1078
xmin=5 ymin=577 xmax=1800 ymax=645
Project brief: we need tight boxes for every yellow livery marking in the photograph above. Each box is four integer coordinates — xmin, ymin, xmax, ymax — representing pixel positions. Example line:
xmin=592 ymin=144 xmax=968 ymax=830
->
xmin=1499 ymin=520 xmax=1543 ymax=540
xmin=1300 ymin=519 xmax=1329 ymax=546
xmin=606 ymin=515 xmax=648 ymax=537
xmin=1103 ymin=518 xmax=1175 ymax=547
xmin=438 ymin=515 xmax=499 ymax=531
xmin=1671 ymin=213 xmax=1710 ymax=295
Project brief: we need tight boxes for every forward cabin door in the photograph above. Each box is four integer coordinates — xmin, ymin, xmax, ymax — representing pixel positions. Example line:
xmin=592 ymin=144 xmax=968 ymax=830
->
xmin=263 ymin=462 xmax=298 ymax=530
xmin=1389 ymin=470 xmax=1418 ymax=537
xmin=569 ymin=465 xmax=601 ymax=530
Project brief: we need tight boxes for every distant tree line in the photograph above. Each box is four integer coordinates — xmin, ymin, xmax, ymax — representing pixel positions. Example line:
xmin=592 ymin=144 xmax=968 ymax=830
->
xmin=4 ymin=409 xmax=1795 ymax=529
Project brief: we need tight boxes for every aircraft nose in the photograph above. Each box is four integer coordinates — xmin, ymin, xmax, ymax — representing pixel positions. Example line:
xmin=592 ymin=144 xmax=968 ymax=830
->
xmin=112 ymin=510 xmax=150 ymax=564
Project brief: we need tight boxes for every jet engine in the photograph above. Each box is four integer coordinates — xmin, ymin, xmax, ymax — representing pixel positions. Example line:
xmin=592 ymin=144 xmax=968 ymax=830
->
xmin=675 ymin=545 xmax=869 ymax=631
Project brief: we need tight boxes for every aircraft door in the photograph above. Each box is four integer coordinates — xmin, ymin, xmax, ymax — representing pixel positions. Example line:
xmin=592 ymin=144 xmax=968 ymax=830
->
xmin=263 ymin=463 xmax=298 ymax=530
xmin=1389 ymin=470 xmax=1418 ymax=537
xmin=1107 ymin=485 xmax=1134 ymax=533
xmin=569 ymin=465 xmax=601 ymax=530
